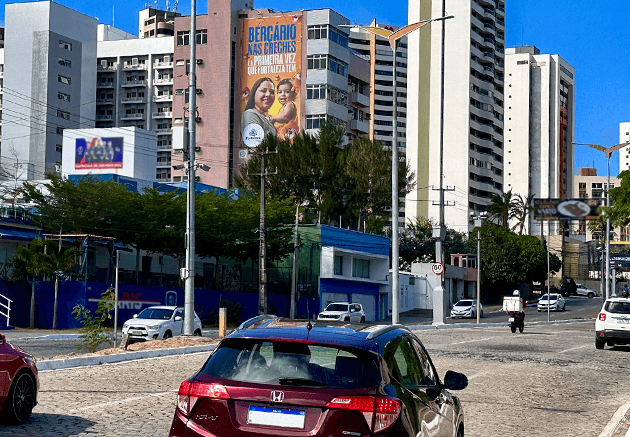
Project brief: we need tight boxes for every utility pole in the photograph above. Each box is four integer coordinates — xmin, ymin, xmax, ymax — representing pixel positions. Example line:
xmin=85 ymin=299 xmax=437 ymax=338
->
xmin=114 ymin=250 xmax=119 ymax=347
xmin=183 ymin=0 xmax=197 ymax=335
xmin=290 ymin=206 xmax=300 ymax=319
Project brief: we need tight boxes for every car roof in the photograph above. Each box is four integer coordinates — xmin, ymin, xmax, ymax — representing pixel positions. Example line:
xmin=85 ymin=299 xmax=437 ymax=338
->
xmin=226 ymin=318 xmax=411 ymax=353
xmin=143 ymin=306 xmax=179 ymax=310
xmin=327 ymin=302 xmax=350 ymax=305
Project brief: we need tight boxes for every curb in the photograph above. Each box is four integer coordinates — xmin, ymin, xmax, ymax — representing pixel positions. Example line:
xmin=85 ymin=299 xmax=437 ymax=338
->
xmin=36 ymin=343 xmax=218 ymax=371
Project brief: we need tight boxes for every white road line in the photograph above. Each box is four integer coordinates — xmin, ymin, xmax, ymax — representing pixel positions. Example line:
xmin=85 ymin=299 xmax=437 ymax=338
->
xmin=467 ymin=372 xmax=488 ymax=381
xmin=599 ymin=400 xmax=630 ymax=437
xmin=73 ymin=389 xmax=178 ymax=412
xmin=558 ymin=344 xmax=589 ymax=354
xmin=449 ymin=338 xmax=491 ymax=346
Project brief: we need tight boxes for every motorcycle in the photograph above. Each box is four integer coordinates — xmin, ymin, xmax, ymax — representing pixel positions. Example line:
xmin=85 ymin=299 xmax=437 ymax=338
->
xmin=507 ymin=311 xmax=524 ymax=333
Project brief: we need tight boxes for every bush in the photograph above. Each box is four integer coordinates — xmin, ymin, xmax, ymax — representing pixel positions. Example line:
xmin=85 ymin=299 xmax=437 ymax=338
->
xmin=72 ymin=288 xmax=115 ymax=352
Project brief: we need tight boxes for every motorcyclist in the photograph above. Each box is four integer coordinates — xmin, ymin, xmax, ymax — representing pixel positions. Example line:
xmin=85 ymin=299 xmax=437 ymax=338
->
xmin=511 ymin=290 xmax=526 ymax=330
xmin=623 ymin=284 xmax=629 ymax=298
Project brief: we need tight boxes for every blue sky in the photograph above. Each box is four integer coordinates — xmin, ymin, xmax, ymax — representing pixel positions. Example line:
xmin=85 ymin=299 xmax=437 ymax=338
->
xmin=2 ymin=0 xmax=630 ymax=177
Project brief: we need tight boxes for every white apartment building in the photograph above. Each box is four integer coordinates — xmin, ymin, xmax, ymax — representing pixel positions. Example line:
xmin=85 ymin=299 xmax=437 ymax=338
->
xmin=1 ymin=1 xmax=98 ymax=180
xmin=406 ymin=0 xmax=506 ymax=233
xmin=96 ymin=33 xmax=175 ymax=181
xmin=619 ymin=122 xmax=630 ymax=173
xmin=504 ymin=46 xmax=575 ymax=235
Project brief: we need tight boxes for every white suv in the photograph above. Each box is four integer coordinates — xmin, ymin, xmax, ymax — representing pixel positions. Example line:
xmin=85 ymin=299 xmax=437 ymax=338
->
xmin=595 ymin=298 xmax=630 ymax=349
xmin=317 ymin=302 xmax=366 ymax=323
xmin=122 ymin=306 xmax=203 ymax=341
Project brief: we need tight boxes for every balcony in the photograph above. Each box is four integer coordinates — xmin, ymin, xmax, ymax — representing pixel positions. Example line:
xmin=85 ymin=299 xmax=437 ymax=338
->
xmin=121 ymin=80 xmax=147 ymax=87
xmin=0 ymin=71 xmax=4 ymax=78
xmin=97 ymin=81 xmax=115 ymax=88
xmin=96 ymin=98 xmax=114 ymax=105
xmin=156 ymin=160 xmax=172 ymax=168
xmin=121 ymin=96 xmax=145 ymax=103
xmin=350 ymin=92 xmax=370 ymax=107
xmin=96 ymin=114 xmax=114 ymax=121
xmin=153 ymin=94 xmax=173 ymax=102
xmin=121 ymin=113 xmax=145 ymax=120
xmin=152 ymin=111 xmax=173 ymax=118
xmin=153 ymin=78 xmax=173 ymax=85
xmin=123 ymin=63 xmax=147 ymax=71
xmin=157 ymin=144 xmax=172 ymax=151
xmin=349 ymin=119 xmax=369 ymax=134
xmin=97 ymin=64 xmax=117 ymax=71
xmin=154 ymin=61 xmax=174 ymax=69
xmin=155 ymin=128 xmax=173 ymax=135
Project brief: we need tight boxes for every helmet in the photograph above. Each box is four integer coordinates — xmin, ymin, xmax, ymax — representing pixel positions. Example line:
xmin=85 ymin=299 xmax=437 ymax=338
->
xmin=513 ymin=290 xmax=520 ymax=296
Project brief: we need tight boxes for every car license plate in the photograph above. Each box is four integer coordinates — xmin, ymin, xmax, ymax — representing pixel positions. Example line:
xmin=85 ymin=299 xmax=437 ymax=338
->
xmin=616 ymin=318 xmax=630 ymax=324
xmin=247 ymin=406 xmax=306 ymax=428
xmin=130 ymin=329 xmax=143 ymax=335
xmin=508 ymin=317 xmax=514 ymax=322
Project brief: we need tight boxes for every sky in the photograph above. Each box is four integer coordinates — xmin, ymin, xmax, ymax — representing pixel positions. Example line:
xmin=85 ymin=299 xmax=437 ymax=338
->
xmin=1 ymin=0 xmax=630 ymax=178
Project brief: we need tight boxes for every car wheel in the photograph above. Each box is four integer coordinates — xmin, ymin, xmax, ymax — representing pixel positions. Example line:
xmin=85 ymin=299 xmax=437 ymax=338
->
xmin=163 ymin=330 xmax=172 ymax=340
xmin=537 ymin=309 xmax=541 ymax=312
xmin=595 ymin=338 xmax=605 ymax=350
xmin=344 ymin=317 xmax=350 ymax=322
xmin=4 ymin=372 xmax=35 ymax=424
xmin=193 ymin=329 xmax=202 ymax=336
xmin=588 ymin=292 xmax=594 ymax=298
xmin=360 ymin=317 xmax=365 ymax=323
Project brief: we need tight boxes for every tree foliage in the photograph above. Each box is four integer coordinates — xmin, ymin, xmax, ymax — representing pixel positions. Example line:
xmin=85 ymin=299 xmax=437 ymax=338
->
xmin=72 ymin=287 xmax=115 ymax=352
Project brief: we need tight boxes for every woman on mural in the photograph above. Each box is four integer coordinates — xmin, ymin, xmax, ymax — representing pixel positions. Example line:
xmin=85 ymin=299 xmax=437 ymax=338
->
xmin=272 ymin=78 xmax=299 ymax=140
xmin=241 ymin=77 xmax=277 ymax=139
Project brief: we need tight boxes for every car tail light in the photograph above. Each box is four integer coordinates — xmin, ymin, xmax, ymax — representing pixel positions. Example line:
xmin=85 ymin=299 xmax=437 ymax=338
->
xmin=177 ymin=380 xmax=230 ymax=417
xmin=599 ymin=313 xmax=607 ymax=321
xmin=326 ymin=396 xmax=401 ymax=433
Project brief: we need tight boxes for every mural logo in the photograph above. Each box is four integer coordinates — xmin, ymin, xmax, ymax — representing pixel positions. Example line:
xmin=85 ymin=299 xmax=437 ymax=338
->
xmin=75 ymin=137 xmax=123 ymax=169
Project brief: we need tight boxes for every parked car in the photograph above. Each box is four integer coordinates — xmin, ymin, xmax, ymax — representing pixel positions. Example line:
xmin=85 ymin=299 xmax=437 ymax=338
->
xmin=576 ymin=284 xmax=598 ymax=298
xmin=560 ymin=277 xmax=578 ymax=297
xmin=122 ymin=306 xmax=202 ymax=341
xmin=0 ymin=333 xmax=38 ymax=424
xmin=450 ymin=299 xmax=483 ymax=319
xmin=317 ymin=302 xmax=365 ymax=323
xmin=537 ymin=293 xmax=566 ymax=312
xmin=169 ymin=318 xmax=468 ymax=437
xmin=595 ymin=297 xmax=630 ymax=349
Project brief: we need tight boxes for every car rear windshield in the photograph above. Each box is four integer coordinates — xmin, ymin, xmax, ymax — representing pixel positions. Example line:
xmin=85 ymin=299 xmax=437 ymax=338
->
xmin=200 ymin=339 xmax=380 ymax=388
xmin=456 ymin=300 xmax=473 ymax=306
xmin=605 ymin=301 xmax=630 ymax=314
xmin=325 ymin=304 xmax=349 ymax=312
xmin=137 ymin=308 xmax=174 ymax=320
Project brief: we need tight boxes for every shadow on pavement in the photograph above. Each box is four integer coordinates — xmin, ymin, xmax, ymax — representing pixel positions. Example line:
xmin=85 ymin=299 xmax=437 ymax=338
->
xmin=0 ymin=413 xmax=96 ymax=436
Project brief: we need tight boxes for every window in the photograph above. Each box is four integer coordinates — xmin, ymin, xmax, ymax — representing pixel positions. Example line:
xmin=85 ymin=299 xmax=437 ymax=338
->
xmin=386 ymin=338 xmax=424 ymax=388
xmin=328 ymin=26 xmax=348 ymax=48
xmin=58 ymin=58 xmax=71 ymax=68
xmin=306 ymin=114 xmax=326 ymax=130
xmin=57 ymin=92 xmax=70 ymax=102
xmin=57 ymin=110 xmax=70 ymax=120
xmin=353 ymin=258 xmax=370 ymax=279
xmin=58 ymin=75 xmax=71 ymax=85
xmin=307 ymin=84 xmax=326 ymax=100
xmin=56 ymin=127 xmax=64 ymax=135
xmin=177 ymin=31 xmax=190 ymax=46
xmin=307 ymin=25 xmax=328 ymax=40
xmin=196 ymin=29 xmax=207 ymax=45
xmin=177 ymin=30 xmax=207 ymax=46
xmin=59 ymin=40 xmax=72 ymax=51
xmin=55 ymin=144 xmax=62 ymax=153
xmin=334 ymin=255 xmax=343 ymax=276
xmin=307 ymin=54 xmax=327 ymax=70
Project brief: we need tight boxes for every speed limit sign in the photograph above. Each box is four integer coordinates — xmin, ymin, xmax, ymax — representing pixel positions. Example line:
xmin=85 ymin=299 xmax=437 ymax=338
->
xmin=431 ymin=262 xmax=444 ymax=275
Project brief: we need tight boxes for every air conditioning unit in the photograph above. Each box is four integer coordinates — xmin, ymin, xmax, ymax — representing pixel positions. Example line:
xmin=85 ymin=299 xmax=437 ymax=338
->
xmin=55 ymin=164 xmax=61 ymax=172
xmin=195 ymin=176 xmax=201 ymax=181
xmin=164 ymin=56 xmax=171 ymax=63
xmin=175 ymin=89 xmax=184 ymax=95
xmin=100 ymin=60 xmax=108 ymax=68
xmin=195 ymin=146 xmax=201 ymax=151
xmin=132 ymin=57 xmax=139 ymax=65
xmin=195 ymin=117 xmax=202 ymax=123
xmin=196 ymin=59 xmax=203 ymax=65
xmin=196 ymin=89 xmax=203 ymax=95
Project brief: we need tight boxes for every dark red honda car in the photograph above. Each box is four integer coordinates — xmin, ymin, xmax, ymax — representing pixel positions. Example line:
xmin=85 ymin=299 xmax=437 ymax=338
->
xmin=169 ymin=317 xmax=468 ymax=436
xmin=0 ymin=333 xmax=38 ymax=424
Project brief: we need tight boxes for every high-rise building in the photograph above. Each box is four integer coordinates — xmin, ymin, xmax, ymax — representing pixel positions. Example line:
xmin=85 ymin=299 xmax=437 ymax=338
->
xmin=139 ymin=8 xmax=181 ymax=39
xmin=504 ymin=46 xmax=575 ymax=235
xmin=619 ymin=122 xmax=630 ymax=173
xmin=1 ymin=1 xmax=98 ymax=180
xmin=406 ymin=0 xmax=506 ymax=233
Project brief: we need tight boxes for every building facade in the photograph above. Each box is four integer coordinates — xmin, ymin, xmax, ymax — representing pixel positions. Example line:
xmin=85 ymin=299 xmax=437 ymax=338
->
xmin=619 ymin=122 xmax=630 ymax=174
xmin=406 ymin=0 xmax=506 ymax=233
xmin=504 ymin=46 xmax=575 ymax=235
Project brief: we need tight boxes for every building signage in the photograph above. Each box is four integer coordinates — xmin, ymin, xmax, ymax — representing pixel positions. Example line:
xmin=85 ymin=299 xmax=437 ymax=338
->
xmin=240 ymin=14 xmax=303 ymax=142
xmin=533 ymin=198 xmax=601 ymax=220
xmin=75 ymin=137 xmax=123 ymax=169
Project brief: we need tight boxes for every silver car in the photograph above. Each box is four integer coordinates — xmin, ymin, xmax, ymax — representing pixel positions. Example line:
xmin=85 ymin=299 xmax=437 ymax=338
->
xmin=576 ymin=284 xmax=598 ymax=298
xmin=450 ymin=299 xmax=483 ymax=319
xmin=122 ymin=306 xmax=203 ymax=341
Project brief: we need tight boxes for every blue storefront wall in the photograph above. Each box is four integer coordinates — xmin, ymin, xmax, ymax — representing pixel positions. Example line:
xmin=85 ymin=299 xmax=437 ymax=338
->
xmin=0 ymin=279 xmax=318 ymax=329
xmin=320 ymin=226 xmax=389 ymax=257
xmin=319 ymin=278 xmax=380 ymax=316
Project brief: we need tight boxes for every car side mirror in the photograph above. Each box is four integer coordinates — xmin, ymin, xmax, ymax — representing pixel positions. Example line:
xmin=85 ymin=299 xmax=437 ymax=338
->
xmin=443 ymin=370 xmax=468 ymax=391
xmin=175 ymin=316 xmax=183 ymax=321
xmin=0 ymin=333 xmax=5 ymax=345
xmin=133 ymin=314 xmax=138 ymax=318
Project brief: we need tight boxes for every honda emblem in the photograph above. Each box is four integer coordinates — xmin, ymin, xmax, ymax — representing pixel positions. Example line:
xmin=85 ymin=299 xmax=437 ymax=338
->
xmin=270 ymin=391 xmax=284 ymax=402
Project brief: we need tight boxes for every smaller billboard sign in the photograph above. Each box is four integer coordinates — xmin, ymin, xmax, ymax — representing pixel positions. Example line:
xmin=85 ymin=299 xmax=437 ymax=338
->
xmin=75 ymin=137 xmax=123 ymax=169
xmin=533 ymin=198 xmax=601 ymax=221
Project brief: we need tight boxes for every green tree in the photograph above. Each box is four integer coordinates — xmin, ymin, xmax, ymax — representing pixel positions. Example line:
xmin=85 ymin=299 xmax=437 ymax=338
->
xmin=511 ymin=193 xmax=535 ymax=235
xmin=487 ymin=190 xmax=516 ymax=229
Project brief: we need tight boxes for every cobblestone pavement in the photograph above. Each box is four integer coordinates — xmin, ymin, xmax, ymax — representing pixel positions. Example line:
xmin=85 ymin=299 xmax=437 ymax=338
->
xmin=1 ymin=320 xmax=629 ymax=436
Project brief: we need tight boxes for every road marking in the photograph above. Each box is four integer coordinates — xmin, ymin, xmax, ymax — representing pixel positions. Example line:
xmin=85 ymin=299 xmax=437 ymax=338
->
xmin=558 ymin=344 xmax=589 ymax=354
xmin=599 ymin=400 xmax=630 ymax=437
xmin=73 ymin=389 xmax=178 ymax=412
xmin=449 ymin=337 xmax=491 ymax=346
xmin=467 ymin=372 xmax=489 ymax=381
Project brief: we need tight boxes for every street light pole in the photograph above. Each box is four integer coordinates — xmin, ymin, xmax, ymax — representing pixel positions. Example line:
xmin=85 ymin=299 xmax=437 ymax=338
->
xmin=476 ymin=227 xmax=481 ymax=324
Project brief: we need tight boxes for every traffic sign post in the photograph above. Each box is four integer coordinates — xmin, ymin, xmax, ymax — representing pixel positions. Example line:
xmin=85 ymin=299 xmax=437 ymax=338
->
xmin=432 ymin=262 xmax=444 ymax=275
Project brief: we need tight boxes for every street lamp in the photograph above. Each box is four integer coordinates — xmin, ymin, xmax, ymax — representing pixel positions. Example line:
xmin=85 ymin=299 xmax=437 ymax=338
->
xmin=344 ymin=14 xmax=453 ymax=326
xmin=471 ymin=212 xmax=487 ymax=324
xmin=573 ymin=141 xmax=629 ymax=299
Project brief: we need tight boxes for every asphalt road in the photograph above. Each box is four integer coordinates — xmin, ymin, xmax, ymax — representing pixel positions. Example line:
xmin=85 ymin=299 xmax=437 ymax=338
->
xmin=1 ymin=312 xmax=628 ymax=436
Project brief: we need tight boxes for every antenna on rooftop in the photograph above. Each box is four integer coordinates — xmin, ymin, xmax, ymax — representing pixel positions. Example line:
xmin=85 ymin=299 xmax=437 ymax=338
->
xmin=173 ymin=0 xmax=178 ymax=12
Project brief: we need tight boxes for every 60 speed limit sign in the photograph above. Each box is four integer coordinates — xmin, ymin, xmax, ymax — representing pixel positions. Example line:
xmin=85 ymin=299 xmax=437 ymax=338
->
xmin=431 ymin=262 xmax=444 ymax=275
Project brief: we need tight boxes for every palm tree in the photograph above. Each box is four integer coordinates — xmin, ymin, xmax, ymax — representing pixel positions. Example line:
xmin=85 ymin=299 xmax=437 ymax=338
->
xmin=512 ymin=193 xmax=535 ymax=235
xmin=487 ymin=190 xmax=516 ymax=229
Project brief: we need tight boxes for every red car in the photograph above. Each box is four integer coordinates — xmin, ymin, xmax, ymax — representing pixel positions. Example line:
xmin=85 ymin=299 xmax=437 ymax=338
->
xmin=0 ymin=333 xmax=38 ymax=424
xmin=169 ymin=318 xmax=467 ymax=437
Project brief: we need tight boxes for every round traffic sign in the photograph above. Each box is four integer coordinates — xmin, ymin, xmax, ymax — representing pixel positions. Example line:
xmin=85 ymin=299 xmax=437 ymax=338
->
xmin=431 ymin=262 xmax=444 ymax=275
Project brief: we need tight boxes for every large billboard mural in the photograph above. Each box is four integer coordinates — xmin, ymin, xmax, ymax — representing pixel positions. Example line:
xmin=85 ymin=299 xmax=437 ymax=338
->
xmin=240 ymin=14 xmax=303 ymax=144
xmin=75 ymin=137 xmax=123 ymax=169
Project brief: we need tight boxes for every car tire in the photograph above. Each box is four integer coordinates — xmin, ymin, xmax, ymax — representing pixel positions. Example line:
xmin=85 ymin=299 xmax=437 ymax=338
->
xmin=163 ymin=330 xmax=172 ymax=340
xmin=4 ymin=371 xmax=35 ymax=424
xmin=588 ymin=293 xmax=594 ymax=298
xmin=537 ymin=310 xmax=541 ymax=312
xmin=194 ymin=329 xmax=202 ymax=336
xmin=360 ymin=317 xmax=365 ymax=323
xmin=344 ymin=317 xmax=350 ymax=322
xmin=595 ymin=338 xmax=605 ymax=349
